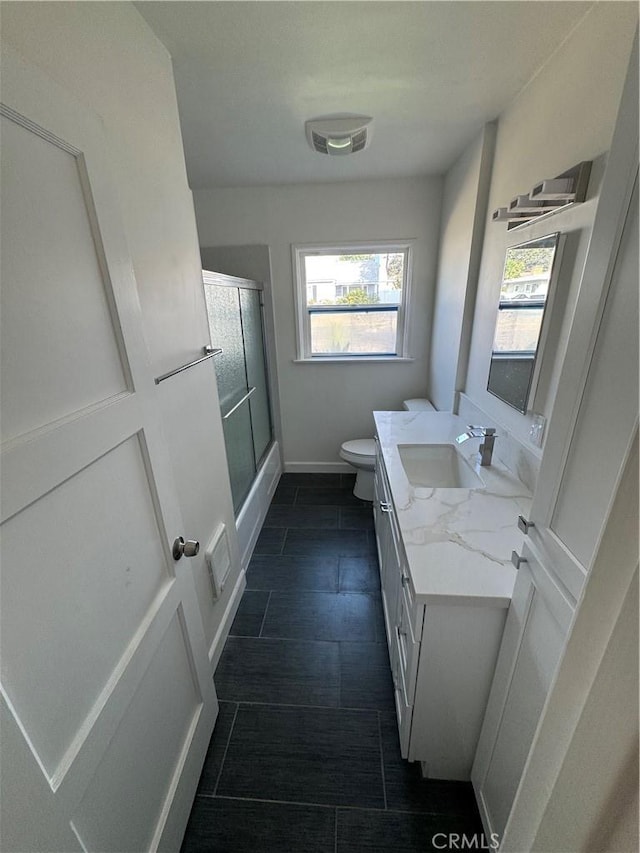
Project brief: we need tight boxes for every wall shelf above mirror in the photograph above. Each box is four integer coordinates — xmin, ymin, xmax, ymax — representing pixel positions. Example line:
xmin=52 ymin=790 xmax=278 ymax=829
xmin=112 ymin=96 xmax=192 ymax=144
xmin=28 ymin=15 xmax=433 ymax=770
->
xmin=492 ymin=161 xmax=592 ymax=231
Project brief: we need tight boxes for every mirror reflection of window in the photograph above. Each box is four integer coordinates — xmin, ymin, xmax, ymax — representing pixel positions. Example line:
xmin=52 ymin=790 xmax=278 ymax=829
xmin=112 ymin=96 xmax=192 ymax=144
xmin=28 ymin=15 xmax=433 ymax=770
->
xmin=488 ymin=233 xmax=561 ymax=413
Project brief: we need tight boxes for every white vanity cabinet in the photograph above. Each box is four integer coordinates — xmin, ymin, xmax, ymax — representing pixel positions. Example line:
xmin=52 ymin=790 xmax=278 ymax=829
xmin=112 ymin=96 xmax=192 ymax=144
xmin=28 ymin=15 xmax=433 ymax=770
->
xmin=374 ymin=436 xmax=511 ymax=781
xmin=373 ymin=440 xmax=416 ymax=755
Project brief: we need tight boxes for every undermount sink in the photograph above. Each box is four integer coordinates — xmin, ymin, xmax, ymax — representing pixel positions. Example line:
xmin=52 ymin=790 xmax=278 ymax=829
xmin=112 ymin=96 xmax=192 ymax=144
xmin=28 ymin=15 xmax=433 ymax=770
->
xmin=397 ymin=443 xmax=484 ymax=489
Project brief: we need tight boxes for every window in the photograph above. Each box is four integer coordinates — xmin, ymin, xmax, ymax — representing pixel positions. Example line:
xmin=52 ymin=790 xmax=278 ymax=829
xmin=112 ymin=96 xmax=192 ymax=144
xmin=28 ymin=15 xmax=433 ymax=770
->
xmin=293 ymin=242 xmax=412 ymax=360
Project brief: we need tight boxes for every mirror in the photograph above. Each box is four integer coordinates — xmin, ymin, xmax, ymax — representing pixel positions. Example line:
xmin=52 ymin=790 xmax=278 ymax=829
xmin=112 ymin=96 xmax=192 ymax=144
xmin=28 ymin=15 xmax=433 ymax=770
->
xmin=487 ymin=232 xmax=561 ymax=413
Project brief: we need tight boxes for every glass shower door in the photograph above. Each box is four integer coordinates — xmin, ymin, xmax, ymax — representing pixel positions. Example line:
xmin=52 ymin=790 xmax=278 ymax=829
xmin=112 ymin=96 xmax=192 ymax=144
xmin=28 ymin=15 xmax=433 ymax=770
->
xmin=203 ymin=272 xmax=273 ymax=514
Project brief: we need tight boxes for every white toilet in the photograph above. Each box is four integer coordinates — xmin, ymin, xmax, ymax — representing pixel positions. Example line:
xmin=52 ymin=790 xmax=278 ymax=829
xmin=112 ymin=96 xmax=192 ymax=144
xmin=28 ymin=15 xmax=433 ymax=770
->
xmin=340 ymin=399 xmax=435 ymax=501
xmin=339 ymin=439 xmax=377 ymax=500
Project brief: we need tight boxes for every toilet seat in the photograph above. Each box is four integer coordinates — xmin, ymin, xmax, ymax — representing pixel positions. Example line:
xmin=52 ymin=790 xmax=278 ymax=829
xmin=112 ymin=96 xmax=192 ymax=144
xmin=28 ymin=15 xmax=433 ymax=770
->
xmin=340 ymin=438 xmax=376 ymax=470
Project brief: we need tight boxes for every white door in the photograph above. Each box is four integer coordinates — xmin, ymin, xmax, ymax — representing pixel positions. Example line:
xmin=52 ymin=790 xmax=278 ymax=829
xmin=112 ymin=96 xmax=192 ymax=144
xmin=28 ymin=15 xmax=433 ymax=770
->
xmin=0 ymin=47 xmax=217 ymax=852
xmin=472 ymin=161 xmax=638 ymax=846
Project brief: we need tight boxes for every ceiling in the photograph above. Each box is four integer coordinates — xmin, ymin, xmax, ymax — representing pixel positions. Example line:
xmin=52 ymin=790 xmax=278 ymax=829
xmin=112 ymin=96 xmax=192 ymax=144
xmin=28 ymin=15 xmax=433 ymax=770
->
xmin=136 ymin=1 xmax=593 ymax=189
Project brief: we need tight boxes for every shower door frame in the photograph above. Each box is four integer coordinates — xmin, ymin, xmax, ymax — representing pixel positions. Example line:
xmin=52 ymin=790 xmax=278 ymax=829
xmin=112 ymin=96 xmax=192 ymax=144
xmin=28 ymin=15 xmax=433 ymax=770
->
xmin=202 ymin=270 xmax=276 ymax=512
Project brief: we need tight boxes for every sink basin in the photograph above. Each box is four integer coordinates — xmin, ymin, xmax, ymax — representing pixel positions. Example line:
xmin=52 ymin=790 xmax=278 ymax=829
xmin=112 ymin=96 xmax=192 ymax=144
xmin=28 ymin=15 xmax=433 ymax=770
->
xmin=397 ymin=444 xmax=484 ymax=488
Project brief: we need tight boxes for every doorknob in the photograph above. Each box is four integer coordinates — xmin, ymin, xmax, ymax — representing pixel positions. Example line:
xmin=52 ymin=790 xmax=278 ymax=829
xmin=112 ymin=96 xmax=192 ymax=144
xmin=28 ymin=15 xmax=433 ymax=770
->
xmin=173 ymin=537 xmax=200 ymax=560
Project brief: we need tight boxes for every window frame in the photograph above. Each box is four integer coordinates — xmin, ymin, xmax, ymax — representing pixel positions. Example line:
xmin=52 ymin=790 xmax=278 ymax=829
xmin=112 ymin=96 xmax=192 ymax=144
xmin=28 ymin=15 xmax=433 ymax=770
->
xmin=292 ymin=241 xmax=414 ymax=362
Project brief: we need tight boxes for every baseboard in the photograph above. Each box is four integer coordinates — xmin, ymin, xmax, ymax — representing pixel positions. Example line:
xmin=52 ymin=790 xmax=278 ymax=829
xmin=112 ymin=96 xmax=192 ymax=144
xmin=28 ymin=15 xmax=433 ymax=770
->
xmin=473 ymin=787 xmax=496 ymax=847
xmin=284 ymin=461 xmax=353 ymax=474
xmin=209 ymin=568 xmax=246 ymax=671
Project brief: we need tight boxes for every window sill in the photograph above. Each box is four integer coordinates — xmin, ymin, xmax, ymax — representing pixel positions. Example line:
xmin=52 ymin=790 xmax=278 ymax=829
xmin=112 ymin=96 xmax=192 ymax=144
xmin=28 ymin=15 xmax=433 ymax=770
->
xmin=293 ymin=356 xmax=415 ymax=364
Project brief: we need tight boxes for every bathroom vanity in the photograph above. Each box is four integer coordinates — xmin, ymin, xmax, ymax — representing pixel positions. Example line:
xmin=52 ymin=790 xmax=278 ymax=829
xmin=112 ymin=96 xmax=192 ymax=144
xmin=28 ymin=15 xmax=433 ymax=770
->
xmin=373 ymin=411 xmax=531 ymax=780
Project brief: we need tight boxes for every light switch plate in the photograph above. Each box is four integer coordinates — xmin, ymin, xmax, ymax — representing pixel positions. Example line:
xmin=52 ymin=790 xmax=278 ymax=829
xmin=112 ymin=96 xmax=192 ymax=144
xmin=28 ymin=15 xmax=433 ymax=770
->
xmin=205 ymin=523 xmax=231 ymax=600
xmin=529 ymin=413 xmax=546 ymax=448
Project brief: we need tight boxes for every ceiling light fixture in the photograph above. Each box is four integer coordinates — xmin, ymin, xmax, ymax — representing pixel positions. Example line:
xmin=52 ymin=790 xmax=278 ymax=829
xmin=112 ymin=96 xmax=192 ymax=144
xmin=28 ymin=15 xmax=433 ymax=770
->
xmin=305 ymin=116 xmax=372 ymax=156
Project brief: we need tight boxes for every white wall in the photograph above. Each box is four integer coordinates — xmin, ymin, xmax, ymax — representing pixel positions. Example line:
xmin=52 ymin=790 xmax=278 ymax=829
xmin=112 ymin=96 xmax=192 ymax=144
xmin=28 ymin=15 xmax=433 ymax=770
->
xmin=194 ymin=177 xmax=443 ymax=467
xmin=429 ymin=123 xmax=495 ymax=412
xmin=1 ymin=2 xmax=241 ymax=659
xmin=456 ymin=3 xmax=637 ymax=451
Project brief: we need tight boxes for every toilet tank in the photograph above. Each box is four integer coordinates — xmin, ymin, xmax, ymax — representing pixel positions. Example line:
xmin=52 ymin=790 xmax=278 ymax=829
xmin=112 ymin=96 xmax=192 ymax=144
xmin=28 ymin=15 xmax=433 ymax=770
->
xmin=402 ymin=398 xmax=435 ymax=411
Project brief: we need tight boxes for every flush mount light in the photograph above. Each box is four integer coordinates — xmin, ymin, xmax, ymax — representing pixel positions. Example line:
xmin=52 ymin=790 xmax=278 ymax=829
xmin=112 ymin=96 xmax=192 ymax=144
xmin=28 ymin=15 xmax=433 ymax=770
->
xmin=305 ymin=116 xmax=372 ymax=156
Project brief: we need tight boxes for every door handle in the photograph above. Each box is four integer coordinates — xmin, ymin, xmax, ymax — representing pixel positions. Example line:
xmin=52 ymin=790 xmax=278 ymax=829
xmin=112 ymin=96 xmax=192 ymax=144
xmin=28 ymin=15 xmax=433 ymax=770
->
xmin=222 ymin=387 xmax=256 ymax=420
xmin=380 ymin=501 xmax=392 ymax=513
xmin=173 ymin=537 xmax=200 ymax=560
xmin=511 ymin=550 xmax=527 ymax=570
xmin=518 ymin=515 xmax=535 ymax=534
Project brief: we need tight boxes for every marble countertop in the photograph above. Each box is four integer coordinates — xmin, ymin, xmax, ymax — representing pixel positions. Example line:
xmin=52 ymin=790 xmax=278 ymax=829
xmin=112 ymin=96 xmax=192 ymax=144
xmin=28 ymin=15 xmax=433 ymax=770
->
xmin=374 ymin=411 xmax=532 ymax=608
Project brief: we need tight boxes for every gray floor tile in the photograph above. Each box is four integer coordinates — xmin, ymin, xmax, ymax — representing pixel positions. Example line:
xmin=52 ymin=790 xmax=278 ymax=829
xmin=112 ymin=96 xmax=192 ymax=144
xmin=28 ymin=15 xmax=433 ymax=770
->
xmin=215 ymin=637 xmax=340 ymax=706
xmin=372 ymin=594 xmax=388 ymax=643
xmin=246 ymin=554 xmax=339 ymax=592
xmin=339 ymin=642 xmax=395 ymax=711
xmin=339 ymin=557 xmax=381 ymax=593
xmin=379 ymin=711 xmax=479 ymax=816
xmin=261 ymin=591 xmax=378 ymax=642
xmin=340 ymin=506 xmax=375 ymax=530
xmin=217 ymin=704 xmax=385 ymax=808
xmin=185 ymin=476 xmax=482 ymax=847
xmin=229 ymin=590 xmax=271 ymax=637
xmin=182 ymin=797 xmax=335 ymax=853
xmin=195 ymin=702 xmax=238 ymax=796
xmin=283 ymin=528 xmax=374 ymax=557
xmin=264 ymin=505 xmax=339 ymax=529
xmin=297 ymin=487 xmax=367 ymax=507
xmin=253 ymin=528 xmax=286 ymax=555
xmin=271 ymin=484 xmax=297 ymax=505
xmin=336 ymin=808 xmax=483 ymax=852
xmin=280 ymin=472 xmax=343 ymax=488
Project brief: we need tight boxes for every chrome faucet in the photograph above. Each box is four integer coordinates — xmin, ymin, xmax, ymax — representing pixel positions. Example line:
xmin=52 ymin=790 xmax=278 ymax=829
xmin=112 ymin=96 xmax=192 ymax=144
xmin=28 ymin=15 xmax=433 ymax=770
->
xmin=455 ymin=425 xmax=497 ymax=466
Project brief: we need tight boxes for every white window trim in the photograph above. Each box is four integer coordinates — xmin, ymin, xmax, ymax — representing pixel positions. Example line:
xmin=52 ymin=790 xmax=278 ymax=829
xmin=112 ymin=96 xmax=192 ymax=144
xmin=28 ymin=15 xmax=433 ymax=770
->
xmin=292 ymin=240 xmax=414 ymax=362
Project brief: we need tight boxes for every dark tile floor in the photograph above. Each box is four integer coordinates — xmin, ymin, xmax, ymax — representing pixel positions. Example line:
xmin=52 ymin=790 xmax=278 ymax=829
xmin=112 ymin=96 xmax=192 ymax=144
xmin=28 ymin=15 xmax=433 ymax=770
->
xmin=181 ymin=473 xmax=482 ymax=852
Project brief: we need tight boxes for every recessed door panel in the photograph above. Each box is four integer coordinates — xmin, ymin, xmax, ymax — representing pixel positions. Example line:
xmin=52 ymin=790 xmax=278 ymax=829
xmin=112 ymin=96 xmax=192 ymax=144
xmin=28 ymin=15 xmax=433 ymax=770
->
xmin=1 ymin=434 xmax=171 ymax=775
xmin=0 ymin=113 xmax=127 ymax=444
xmin=473 ymin=542 xmax=574 ymax=840
xmin=551 ymin=182 xmax=638 ymax=567
xmin=481 ymin=581 xmax=565 ymax=837
xmin=71 ymin=614 xmax=201 ymax=853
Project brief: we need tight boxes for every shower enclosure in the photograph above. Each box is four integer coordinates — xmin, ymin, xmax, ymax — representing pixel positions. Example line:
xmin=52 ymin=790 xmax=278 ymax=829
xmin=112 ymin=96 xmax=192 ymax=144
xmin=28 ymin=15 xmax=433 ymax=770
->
xmin=203 ymin=270 xmax=273 ymax=514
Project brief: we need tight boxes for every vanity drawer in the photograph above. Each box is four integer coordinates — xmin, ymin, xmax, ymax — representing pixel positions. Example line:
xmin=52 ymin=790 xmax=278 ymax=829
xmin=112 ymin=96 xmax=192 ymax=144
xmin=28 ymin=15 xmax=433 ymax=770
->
xmin=397 ymin=595 xmax=420 ymax=703
xmin=392 ymin=631 xmax=413 ymax=759
xmin=400 ymin=570 xmax=424 ymax=643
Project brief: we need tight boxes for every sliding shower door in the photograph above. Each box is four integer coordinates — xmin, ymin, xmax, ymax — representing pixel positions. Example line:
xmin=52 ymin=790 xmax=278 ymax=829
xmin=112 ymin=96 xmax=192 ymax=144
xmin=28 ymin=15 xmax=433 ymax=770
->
xmin=203 ymin=271 xmax=273 ymax=513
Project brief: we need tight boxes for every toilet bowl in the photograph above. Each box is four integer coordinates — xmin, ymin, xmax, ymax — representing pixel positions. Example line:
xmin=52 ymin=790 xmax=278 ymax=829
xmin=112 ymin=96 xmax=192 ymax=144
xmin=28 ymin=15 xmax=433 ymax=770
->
xmin=340 ymin=399 xmax=434 ymax=501
xmin=339 ymin=439 xmax=377 ymax=501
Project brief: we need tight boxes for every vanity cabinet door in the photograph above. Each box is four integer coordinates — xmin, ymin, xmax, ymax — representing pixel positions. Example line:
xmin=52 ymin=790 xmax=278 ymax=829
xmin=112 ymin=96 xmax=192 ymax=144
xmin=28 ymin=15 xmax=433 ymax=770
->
xmin=392 ymin=629 xmax=413 ymax=759
xmin=396 ymin=583 xmax=421 ymax=704
xmin=373 ymin=457 xmax=390 ymax=587
xmin=374 ymin=443 xmax=402 ymax=644
xmin=471 ymin=540 xmax=574 ymax=841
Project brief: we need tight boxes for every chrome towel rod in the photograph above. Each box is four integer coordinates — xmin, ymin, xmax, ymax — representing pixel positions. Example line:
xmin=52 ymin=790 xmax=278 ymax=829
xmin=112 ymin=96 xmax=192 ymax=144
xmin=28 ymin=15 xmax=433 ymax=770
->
xmin=222 ymin=387 xmax=256 ymax=420
xmin=154 ymin=346 xmax=223 ymax=385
